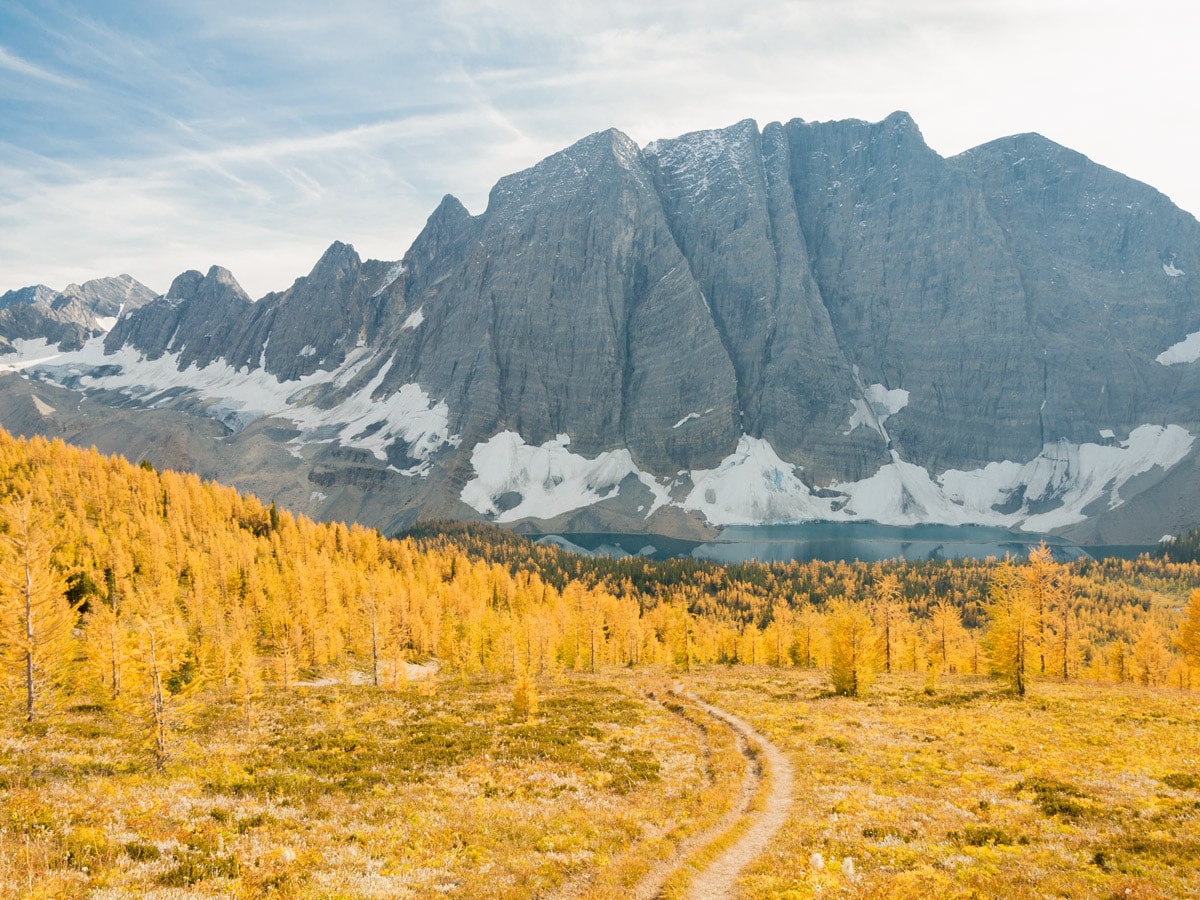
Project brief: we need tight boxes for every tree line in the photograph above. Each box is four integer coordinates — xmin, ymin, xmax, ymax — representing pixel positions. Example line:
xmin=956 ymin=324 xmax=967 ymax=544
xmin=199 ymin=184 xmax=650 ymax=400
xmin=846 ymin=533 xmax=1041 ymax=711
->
xmin=2 ymin=431 xmax=1199 ymax=768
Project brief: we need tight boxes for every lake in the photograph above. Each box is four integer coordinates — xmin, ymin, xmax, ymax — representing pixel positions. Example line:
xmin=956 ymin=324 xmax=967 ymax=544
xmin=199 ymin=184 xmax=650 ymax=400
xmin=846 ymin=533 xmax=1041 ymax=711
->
xmin=535 ymin=523 xmax=1154 ymax=564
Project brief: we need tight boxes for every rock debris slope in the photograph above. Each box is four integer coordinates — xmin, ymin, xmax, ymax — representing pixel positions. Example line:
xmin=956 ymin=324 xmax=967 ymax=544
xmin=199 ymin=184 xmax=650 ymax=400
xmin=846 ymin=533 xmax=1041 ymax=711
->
xmin=4 ymin=112 xmax=1200 ymax=544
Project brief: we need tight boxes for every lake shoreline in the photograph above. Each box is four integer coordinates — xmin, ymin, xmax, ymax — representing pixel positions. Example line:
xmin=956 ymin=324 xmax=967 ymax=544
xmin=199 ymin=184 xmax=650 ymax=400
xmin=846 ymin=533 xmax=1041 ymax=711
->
xmin=528 ymin=523 xmax=1157 ymax=563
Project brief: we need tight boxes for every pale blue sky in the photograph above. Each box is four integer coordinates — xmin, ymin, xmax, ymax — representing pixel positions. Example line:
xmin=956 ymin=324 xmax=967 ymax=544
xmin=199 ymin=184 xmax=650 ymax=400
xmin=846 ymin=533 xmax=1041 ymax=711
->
xmin=2 ymin=0 xmax=1197 ymax=297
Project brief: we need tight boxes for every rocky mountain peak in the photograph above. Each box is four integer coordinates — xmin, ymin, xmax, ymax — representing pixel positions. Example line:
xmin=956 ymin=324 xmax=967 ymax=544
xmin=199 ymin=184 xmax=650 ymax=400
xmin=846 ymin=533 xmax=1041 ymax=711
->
xmin=56 ymin=274 xmax=157 ymax=316
xmin=485 ymin=127 xmax=650 ymax=218
xmin=105 ymin=266 xmax=251 ymax=362
xmin=0 ymin=284 xmax=58 ymax=311
xmin=310 ymin=241 xmax=361 ymax=281
xmin=0 ymin=274 xmax=157 ymax=353
xmin=165 ymin=270 xmax=205 ymax=301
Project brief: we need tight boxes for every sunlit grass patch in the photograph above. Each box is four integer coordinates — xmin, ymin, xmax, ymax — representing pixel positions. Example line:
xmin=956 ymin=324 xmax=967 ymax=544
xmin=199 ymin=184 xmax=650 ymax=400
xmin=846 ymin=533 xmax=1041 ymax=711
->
xmin=0 ymin=671 xmax=715 ymax=899
xmin=687 ymin=666 xmax=1200 ymax=899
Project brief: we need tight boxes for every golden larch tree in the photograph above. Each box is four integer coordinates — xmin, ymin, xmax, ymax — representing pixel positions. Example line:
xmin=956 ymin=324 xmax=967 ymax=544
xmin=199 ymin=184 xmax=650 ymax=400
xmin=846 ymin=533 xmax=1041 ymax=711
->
xmin=985 ymin=559 xmax=1041 ymax=697
xmin=829 ymin=601 xmax=878 ymax=697
xmin=0 ymin=491 xmax=77 ymax=722
xmin=873 ymin=574 xmax=904 ymax=674
xmin=1177 ymin=589 xmax=1200 ymax=671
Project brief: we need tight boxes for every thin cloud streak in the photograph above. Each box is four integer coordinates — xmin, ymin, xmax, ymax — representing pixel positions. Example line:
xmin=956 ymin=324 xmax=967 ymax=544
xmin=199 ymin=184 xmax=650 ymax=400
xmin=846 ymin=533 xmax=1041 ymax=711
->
xmin=1 ymin=1 xmax=1198 ymax=297
xmin=0 ymin=45 xmax=80 ymax=87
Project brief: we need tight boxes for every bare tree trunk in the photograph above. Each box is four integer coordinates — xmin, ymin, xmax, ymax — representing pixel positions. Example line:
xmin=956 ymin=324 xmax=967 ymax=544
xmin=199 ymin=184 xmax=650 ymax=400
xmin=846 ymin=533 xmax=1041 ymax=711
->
xmin=148 ymin=629 xmax=168 ymax=771
xmin=369 ymin=597 xmax=380 ymax=688
xmin=24 ymin=554 xmax=34 ymax=724
xmin=1061 ymin=606 xmax=1070 ymax=681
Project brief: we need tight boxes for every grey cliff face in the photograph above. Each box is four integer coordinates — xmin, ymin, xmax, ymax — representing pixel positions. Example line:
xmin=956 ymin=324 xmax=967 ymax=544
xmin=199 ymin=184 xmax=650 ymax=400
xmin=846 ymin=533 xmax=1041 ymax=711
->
xmin=953 ymin=133 xmax=1200 ymax=441
xmin=381 ymin=128 xmax=740 ymax=471
xmin=106 ymin=266 xmax=253 ymax=366
xmin=253 ymin=241 xmax=396 ymax=381
xmin=7 ymin=112 xmax=1200 ymax=542
xmin=780 ymin=112 xmax=1046 ymax=472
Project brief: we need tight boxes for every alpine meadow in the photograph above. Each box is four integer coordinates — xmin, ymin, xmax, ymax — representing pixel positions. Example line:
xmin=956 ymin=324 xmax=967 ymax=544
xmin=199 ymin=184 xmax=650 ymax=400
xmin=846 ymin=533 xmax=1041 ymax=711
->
xmin=1 ymin=430 xmax=1199 ymax=898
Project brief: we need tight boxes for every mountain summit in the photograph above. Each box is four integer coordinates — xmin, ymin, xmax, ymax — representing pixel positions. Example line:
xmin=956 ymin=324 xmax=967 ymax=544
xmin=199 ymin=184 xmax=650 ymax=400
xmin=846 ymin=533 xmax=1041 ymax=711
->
xmin=4 ymin=113 xmax=1200 ymax=544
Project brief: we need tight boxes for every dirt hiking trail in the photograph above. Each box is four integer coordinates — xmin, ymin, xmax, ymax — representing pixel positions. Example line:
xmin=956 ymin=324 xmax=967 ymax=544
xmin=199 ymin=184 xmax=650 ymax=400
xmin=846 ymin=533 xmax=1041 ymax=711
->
xmin=630 ymin=685 xmax=795 ymax=900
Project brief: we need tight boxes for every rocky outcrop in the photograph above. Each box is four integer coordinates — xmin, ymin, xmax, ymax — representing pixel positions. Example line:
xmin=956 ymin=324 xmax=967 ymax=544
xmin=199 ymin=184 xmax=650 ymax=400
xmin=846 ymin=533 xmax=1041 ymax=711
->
xmin=0 ymin=274 xmax=155 ymax=352
xmin=105 ymin=266 xmax=253 ymax=366
xmin=56 ymin=275 xmax=157 ymax=318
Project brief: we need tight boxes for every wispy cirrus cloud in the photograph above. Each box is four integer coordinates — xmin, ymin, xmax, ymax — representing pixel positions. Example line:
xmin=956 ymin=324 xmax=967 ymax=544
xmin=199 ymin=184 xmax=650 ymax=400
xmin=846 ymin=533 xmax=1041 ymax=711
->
xmin=0 ymin=45 xmax=80 ymax=87
xmin=1 ymin=0 xmax=1198 ymax=297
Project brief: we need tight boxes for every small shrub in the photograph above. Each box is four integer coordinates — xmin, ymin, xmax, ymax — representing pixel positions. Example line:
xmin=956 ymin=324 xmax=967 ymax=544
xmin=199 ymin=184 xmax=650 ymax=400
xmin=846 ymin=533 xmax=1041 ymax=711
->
xmin=1014 ymin=776 xmax=1091 ymax=818
xmin=63 ymin=826 xmax=112 ymax=868
xmin=235 ymin=812 xmax=273 ymax=833
xmin=815 ymin=735 xmax=852 ymax=752
xmin=124 ymin=841 xmax=162 ymax=861
xmin=950 ymin=825 xmax=1028 ymax=846
xmin=512 ymin=668 xmax=539 ymax=720
xmin=159 ymin=850 xmax=240 ymax=887
xmin=605 ymin=746 xmax=661 ymax=794
xmin=1161 ymin=773 xmax=1200 ymax=791
xmin=862 ymin=825 xmax=913 ymax=842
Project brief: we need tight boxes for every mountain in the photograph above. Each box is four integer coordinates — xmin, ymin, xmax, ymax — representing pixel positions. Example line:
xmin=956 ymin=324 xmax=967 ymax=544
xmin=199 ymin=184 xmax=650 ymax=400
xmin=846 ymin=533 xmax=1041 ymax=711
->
xmin=0 ymin=274 xmax=156 ymax=353
xmin=4 ymin=112 xmax=1200 ymax=545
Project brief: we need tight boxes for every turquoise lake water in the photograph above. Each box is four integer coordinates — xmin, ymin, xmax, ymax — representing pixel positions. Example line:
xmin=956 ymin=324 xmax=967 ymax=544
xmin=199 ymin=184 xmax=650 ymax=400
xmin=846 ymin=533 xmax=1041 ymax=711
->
xmin=537 ymin=523 xmax=1153 ymax=564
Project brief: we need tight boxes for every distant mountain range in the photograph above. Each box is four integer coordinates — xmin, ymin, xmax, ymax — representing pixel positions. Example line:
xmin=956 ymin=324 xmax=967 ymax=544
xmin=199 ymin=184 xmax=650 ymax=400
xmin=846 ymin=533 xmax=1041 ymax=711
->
xmin=4 ymin=111 xmax=1200 ymax=545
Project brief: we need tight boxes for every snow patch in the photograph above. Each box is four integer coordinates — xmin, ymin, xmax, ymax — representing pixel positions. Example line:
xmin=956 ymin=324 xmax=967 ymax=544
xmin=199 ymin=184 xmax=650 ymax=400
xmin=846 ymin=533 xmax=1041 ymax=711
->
xmin=372 ymin=262 xmax=406 ymax=297
xmin=31 ymin=395 xmax=55 ymax=416
xmin=1164 ymin=262 xmax=1185 ymax=277
xmin=298 ymin=345 xmax=317 ymax=358
xmin=938 ymin=424 xmax=1194 ymax=531
xmin=1156 ymin=331 xmax=1200 ymax=365
xmin=285 ymin=359 xmax=458 ymax=474
xmin=401 ymin=307 xmax=425 ymax=330
xmin=93 ymin=315 xmax=118 ymax=332
xmin=682 ymin=436 xmax=830 ymax=526
xmin=14 ymin=335 xmax=459 ymax=472
xmin=310 ymin=491 xmax=327 ymax=503
xmin=679 ymin=427 xmax=1193 ymax=530
xmin=1099 ymin=429 xmax=1115 ymax=440
xmin=673 ymin=407 xmax=713 ymax=429
xmin=461 ymin=432 xmax=671 ymax=523
xmin=834 ymin=452 xmax=973 ymax=525
xmin=846 ymin=383 xmax=909 ymax=437
xmin=37 ymin=340 xmax=345 ymax=432
xmin=0 ymin=339 xmax=61 ymax=372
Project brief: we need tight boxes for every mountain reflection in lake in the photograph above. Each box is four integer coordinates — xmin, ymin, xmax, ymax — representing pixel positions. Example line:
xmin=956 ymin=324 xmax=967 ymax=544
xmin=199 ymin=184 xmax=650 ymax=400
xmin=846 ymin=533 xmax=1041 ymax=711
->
xmin=534 ymin=523 xmax=1151 ymax=564
xmin=694 ymin=523 xmax=1089 ymax=564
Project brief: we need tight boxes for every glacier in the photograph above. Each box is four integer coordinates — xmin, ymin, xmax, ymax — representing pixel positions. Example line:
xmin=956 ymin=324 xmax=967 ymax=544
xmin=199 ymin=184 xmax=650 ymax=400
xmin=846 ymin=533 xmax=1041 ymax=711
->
xmin=463 ymin=426 xmax=1193 ymax=533
xmin=7 ymin=335 xmax=459 ymax=475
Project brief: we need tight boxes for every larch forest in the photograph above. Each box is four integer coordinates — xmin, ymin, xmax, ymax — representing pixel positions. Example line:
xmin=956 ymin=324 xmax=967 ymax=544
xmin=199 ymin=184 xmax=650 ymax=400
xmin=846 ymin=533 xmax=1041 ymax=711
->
xmin=2 ymin=428 xmax=1199 ymax=898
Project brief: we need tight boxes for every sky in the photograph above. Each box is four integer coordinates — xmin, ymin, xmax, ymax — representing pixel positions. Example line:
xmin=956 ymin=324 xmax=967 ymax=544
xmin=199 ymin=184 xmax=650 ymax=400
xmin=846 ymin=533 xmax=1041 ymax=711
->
xmin=2 ymin=0 xmax=1198 ymax=299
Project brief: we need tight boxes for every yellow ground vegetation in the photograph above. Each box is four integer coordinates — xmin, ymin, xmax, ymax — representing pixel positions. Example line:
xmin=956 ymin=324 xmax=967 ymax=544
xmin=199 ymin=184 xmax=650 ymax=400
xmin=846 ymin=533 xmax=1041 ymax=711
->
xmin=690 ymin=667 xmax=1200 ymax=899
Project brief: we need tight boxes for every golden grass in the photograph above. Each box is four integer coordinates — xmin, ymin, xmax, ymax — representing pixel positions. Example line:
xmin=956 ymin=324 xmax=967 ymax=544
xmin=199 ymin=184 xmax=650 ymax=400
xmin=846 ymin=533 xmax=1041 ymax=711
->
xmin=0 ymin=672 xmax=729 ymax=900
xmin=556 ymin=675 xmax=748 ymax=899
xmin=5 ymin=666 xmax=1198 ymax=899
xmin=686 ymin=667 xmax=1200 ymax=899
